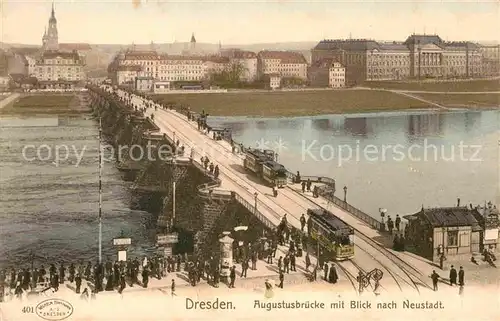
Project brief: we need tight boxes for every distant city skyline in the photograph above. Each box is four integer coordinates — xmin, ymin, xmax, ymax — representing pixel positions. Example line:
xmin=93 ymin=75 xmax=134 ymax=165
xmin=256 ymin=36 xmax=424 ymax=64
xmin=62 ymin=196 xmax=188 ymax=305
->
xmin=2 ymin=0 xmax=499 ymax=45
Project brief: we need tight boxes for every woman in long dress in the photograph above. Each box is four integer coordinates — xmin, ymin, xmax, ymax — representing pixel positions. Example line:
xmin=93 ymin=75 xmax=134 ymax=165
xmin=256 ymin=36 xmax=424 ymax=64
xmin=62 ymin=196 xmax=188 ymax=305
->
xmin=264 ymin=279 xmax=274 ymax=298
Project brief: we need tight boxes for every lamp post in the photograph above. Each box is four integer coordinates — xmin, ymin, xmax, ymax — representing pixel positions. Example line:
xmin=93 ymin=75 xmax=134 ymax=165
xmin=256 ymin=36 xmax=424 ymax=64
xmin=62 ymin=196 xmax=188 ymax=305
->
xmin=171 ymin=158 xmax=177 ymax=231
xmin=254 ymin=192 xmax=258 ymax=214
xmin=379 ymin=208 xmax=387 ymax=232
xmin=343 ymin=186 xmax=347 ymax=203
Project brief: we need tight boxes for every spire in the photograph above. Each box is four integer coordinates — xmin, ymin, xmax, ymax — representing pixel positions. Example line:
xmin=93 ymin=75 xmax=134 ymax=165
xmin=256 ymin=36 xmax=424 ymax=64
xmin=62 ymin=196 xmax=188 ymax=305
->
xmin=190 ymin=33 xmax=196 ymax=43
xmin=51 ymin=1 xmax=55 ymax=19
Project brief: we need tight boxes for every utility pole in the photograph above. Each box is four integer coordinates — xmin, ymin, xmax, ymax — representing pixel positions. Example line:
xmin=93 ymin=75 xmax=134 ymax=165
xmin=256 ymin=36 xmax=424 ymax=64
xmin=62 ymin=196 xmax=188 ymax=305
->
xmin=98 ymin=117 xmax=103 ymax=264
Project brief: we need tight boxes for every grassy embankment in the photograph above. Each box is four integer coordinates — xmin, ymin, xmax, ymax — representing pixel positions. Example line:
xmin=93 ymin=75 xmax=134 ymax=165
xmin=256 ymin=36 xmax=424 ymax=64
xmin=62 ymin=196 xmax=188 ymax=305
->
xmin=0 ymin=94 xmax=85 ymax=115
xmin=362 ymin=79 xmax=500 ymax=92
xmin=411 ymin=93 xmax=500 ymax=108
xmin=155 ymin=90 xmax=429 ymax=117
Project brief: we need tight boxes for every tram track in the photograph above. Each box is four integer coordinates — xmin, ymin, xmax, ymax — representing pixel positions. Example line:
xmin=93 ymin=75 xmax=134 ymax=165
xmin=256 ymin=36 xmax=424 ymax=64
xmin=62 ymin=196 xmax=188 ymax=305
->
xmin=117 ymin=90 xmax=430 ymax=294
xmin=290 ymin=190 xmax=432 ymax=293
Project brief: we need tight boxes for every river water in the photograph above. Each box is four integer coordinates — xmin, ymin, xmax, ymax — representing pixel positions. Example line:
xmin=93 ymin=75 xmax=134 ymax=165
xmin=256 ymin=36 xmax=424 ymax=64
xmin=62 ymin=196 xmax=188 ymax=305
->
xmin=0 ymin=109 xmax=499 ymax=267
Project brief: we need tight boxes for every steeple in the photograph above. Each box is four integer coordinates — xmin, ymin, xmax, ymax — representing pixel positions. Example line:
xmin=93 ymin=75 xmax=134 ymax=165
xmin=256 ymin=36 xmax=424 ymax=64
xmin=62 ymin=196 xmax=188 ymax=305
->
xmin=46 ymin=2 xmax=59 ymax=50
xmin=190 ymin=33 xmax=196 ymax=44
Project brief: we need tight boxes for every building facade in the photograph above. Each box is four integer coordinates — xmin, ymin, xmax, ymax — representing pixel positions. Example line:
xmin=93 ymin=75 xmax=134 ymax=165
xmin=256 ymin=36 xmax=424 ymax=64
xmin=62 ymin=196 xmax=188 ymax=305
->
xmin=7 ymin=4 xmax=86 ymax=88
xmin=220 ymin=49 xmax=258 ymax=82
xmin=312 ymin=34 xmax=487 ymax=85
xmin=257 ymin=51 xmax=308 ymax=81
xmin=403 ymin=205 xmax=483 ymax=262
xmin=329 ymin=62 xmax=346 ymax=88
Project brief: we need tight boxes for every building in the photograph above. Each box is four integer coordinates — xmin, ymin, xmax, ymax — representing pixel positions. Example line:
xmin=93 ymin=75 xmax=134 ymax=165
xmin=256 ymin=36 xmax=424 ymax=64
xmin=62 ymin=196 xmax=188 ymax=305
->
xmin=269 ymin=73 xmax=281 ymax=90
xmin=312 ymin=34 xmax=486 ymax=85
xmin=403 ymin=203 xmax=482 ymax=262
xmin=6 ymin=4 xmax=86 ymax=88
xmin=220 ymin=49 xmax=258 ymax=82
xmin=471 ymin=202 xmax=500 ymax=253
xmin=479 ymin=45 xmax=500 ymax=76
xmin=257 ymin=50 xmax=308 ymax=81
xmin=329 ymin=62 xmax=346 ymax=88
xmin=308 ymin=58 xmax=332 ymax=87
xmin=135 ymin=77 xmax=154 ymax=91
xmin=107 ymin=48 xmax=234 ymax=89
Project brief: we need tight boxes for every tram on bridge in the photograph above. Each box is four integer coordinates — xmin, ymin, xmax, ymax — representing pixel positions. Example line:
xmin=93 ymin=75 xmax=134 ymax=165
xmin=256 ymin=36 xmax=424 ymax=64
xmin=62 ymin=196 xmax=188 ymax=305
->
xmin=243 ymin=149 xmax=288 ymax=187
xmin=307 ymin=208 xmax=355 ymax=261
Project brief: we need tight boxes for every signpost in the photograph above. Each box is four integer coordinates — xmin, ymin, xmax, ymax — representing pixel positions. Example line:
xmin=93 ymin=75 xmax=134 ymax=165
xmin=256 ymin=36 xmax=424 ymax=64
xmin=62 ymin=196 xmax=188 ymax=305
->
xmin=157 ymin=232 xmax=178 ymax=258
xmin=113 ymin=234 xmax=132 ymax=262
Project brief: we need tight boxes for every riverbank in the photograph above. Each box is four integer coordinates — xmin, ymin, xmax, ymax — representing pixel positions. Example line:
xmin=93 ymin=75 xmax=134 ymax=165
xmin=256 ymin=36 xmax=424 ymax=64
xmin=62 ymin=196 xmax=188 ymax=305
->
xmin=412 ymin=93 xmax=500 ymax=108
xmin=0 ymin=93 xmax=90 ymax=115
xmin=155 ymin=89 xmax=430 ymax=117
xmin=362 ymin=78 xmax=500 ymax=92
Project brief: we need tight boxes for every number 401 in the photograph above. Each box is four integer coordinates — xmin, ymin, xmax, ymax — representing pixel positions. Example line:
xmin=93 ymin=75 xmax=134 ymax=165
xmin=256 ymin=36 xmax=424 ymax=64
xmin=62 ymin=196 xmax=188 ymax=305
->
xmin=22 ymin=306 xmax=34 ymax=313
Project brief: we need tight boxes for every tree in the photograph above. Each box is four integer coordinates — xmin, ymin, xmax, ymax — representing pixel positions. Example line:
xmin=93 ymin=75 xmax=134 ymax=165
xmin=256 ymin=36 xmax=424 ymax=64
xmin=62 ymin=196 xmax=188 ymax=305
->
xmin=207 ymin=61 xmax=247 ymax=87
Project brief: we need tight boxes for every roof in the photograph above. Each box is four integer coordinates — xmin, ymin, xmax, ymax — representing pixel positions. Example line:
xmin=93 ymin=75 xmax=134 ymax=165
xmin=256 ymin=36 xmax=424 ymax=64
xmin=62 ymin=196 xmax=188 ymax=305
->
xmin=404 ymin=207 xmax=481 ymax=229
xmin=41 ymin=50 xmax=80 ymax=60
xmin=258 ymin=50 xmax=307 ymax=64
xmin=378 ymin=43 xmax=410 ymax=51
xmin=307 ymin=208 xmax=352 ymax=233
xmin=10 ymin=47 xmax=41 ymax=56
xmin=403 ymin=34 xmax=443 ymax=46
xmin=59 ymin=43 xmax=92 ymax=51
xmin=262 ymin=160 xmax=287 ymax=172
xmin=245 ymin=148 xmax=273 ymax=162
xmin=123 ymin=51 xmax=160 ymax=60
xmin=313 ymin=39 xmax=379 ymax=51
xmin=227 ymin=50 xmax=257 ymax=59
xmin=116 ymin=65 xmax=142 ymax=72
xmin=205 ymin=56 xmax=230 ymax=63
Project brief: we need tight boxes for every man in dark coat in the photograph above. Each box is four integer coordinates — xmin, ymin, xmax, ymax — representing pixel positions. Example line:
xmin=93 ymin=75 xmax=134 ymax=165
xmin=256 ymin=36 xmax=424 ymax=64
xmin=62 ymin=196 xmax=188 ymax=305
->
xmin=142 ymin=268 xmax=149 ymax=288
xmin=458 ymin=266 xmax=465 ymax=286
xmin=75 ymin=274 xmax=82 ymax=294
xmin=69 ymin=264 xmax=75 ymax=283
xmin=449 ymin=265 xmax=457 ymax=286
xmin=229 ymin=266 xmax=236 ymax=288
xmin=278 ymin=270 xmax=284 ymax=288
xmin=328 ymin=264 xmax=338 ymax=284
xmin=430 ymin=270 xmax=440 ymax=291
xmin=323 ymin=263 xmax=329 ymax=280
xmin=118 ymin=273 xmax=126 ymax=294
xmin=300 ymin=214 xmax=306 ymax=232
xmin=59 ymin=263 xmax=65 ymax=284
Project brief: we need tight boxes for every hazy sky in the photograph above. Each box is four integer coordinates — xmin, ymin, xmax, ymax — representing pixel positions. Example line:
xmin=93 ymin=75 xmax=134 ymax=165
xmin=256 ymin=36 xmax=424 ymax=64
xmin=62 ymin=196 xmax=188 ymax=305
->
xmin=1 ymin=0 xmax=499 ymax=45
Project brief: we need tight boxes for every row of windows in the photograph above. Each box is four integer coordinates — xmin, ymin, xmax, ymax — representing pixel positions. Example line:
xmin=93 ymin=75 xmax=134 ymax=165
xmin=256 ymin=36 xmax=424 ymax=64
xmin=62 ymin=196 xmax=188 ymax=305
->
xmin=45 ymin=59 xmax=78 ymax=65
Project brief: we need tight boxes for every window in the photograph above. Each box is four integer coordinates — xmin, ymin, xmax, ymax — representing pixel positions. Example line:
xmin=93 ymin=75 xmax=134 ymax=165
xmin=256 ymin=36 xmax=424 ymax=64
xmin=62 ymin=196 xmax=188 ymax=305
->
xmin=447 ymin=230 xmax=458 ymax=247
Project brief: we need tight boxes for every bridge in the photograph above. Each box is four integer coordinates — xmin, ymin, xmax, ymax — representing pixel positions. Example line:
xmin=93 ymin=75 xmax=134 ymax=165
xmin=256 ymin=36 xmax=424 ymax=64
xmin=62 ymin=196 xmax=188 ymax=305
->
xmin=88 ymin=85 xmax=433 ymax=294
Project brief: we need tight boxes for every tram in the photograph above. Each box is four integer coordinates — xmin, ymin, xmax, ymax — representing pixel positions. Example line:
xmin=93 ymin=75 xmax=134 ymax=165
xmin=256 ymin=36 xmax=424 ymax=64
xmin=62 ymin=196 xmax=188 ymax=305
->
xmin=307 ymin=208 xmax=355 ymax=261
xmin=243 ymin=149 xmax=288 ymax=187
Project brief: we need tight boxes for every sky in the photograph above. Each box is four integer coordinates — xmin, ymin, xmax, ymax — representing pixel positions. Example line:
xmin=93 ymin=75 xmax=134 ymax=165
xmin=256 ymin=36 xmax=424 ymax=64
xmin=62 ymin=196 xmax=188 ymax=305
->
xmin=1 ymin=0 xmax=499 ymax=45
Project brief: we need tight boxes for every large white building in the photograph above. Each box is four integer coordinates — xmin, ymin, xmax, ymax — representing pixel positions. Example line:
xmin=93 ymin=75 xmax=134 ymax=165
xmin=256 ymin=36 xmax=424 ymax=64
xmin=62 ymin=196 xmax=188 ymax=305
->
xmin=329 ymin=62 xmax=346 ymax=88
xmin=257 ymin=50 xmax=308 ymax=80
xmin=312 ymin=34 xmax=488 ymax=85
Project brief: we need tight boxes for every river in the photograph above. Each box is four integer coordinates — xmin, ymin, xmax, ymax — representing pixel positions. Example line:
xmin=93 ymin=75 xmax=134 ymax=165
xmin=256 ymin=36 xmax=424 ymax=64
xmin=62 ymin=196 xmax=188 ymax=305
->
xmin=0 ymin=109 xmax=498 ymax=267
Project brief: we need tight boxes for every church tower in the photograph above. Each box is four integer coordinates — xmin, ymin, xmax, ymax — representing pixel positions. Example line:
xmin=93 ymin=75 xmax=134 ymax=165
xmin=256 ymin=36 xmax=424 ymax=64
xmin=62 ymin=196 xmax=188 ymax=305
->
xmin=190 ymin=33 xmax=196 ymax=52
xmin=46 ymin=3 xmax=59 ymax=50
xmin=42 ymin=27 xmax=48 ymax=49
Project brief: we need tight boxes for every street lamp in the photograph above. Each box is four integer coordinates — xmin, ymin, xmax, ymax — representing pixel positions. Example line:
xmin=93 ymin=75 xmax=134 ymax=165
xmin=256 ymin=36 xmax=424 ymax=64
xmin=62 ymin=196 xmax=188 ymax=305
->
xmin=343 ymin=186 xmax=347 ymax=202
xmin=379 ymin=208 xmax=387 ymax=232
xmin=254 ymin=192 xmax=258 ymax=214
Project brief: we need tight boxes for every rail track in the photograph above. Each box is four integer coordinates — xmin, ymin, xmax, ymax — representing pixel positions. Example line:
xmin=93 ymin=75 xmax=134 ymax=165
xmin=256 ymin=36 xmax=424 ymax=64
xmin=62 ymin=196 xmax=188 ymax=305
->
xmin=116 ymin=89 xmax=431 ymax=294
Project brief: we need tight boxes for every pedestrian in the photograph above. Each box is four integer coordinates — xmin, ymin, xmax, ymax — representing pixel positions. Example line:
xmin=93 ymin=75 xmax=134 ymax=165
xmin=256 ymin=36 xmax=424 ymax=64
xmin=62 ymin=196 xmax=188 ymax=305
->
xmin=449 ymin=265 xmax=457 ymax=286
xmin=75 ymin=274 xmax=82 ymax=294
xmin=277 ymin=256 xmax=283 ymax=272
xmin=395 ymin=215 xmax=401 ymax=231
xmin=300 ymin=214 xmax=306 ymax=232
xmin=142 ymin=268 xmax=149 ymax=288
xmin=278 ymin=270 xmax=284 ymax=289
xmin=323 ymin=263 xmax=329 ymax=280
xmin=284 ymin=256 xmax=290 ymax=274
xmin=305 ymin=253 xmax=311 ymax=271
xmin=329 ymin=264 xmax=338 ymax=284
xmin=229 ymin=266 xmax=236 ymax=288
xmin=171 ymin=279 xmax=176 ymax=297
xmin=118 ymin=273 xmax=126 ymax=294
xmin=458 ymin=266 xmax=465 ymax=286
xmin=290 ymin=255 xmax=296 ymax=272
xmin=301 ymin=181 xmax=306 ymax=192
xmin=430 ymin=270 xmax=440 ymax=291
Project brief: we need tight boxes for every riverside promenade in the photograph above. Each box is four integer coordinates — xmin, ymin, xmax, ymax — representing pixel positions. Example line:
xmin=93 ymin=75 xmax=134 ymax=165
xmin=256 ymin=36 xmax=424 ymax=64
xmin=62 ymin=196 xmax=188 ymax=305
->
xmin=100 ymin=85 xmax=436 ymax=293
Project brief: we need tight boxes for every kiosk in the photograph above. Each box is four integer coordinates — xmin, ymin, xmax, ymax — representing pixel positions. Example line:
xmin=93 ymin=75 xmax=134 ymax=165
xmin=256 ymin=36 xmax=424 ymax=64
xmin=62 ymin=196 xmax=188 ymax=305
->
xmin=219 ymin=232 xmax=234 ymax=281
xmin=113 ymin=235 xmax=132 ymax=262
